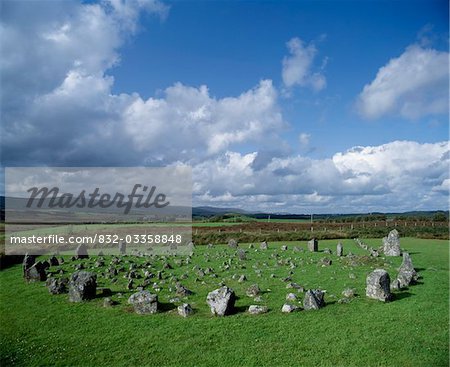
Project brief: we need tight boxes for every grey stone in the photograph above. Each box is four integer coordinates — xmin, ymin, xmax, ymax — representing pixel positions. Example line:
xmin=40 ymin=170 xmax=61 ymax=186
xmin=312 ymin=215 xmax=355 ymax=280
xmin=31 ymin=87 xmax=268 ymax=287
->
xmin=22 ymin=253 xmax=36 ymax=277
xmin=286 ymin=293 xmax=297 ymax=301
xmin=128 ymin=291 xmax=158 ymax=314
xmin=246 ymin=284 xmax=260 ymax=297
xmin=176 ymin=284 xmax=193 ymax=297
xmin=119 ymin=241 xmax=127 ymax=255
xmin=178 ymin=303 xmax=194 ymax=317
xmin=25 ymin=261 xmax=47 ymax=282
xmin=228 ymin=239 xmax=238 ymax=248
xmin=281 ymin=245 xmax=288 ymax=251
xmin=75 ymin=244 xmax=89 ymax=259
xmin=337 ymin=242 xmax=343 ymax=257
xmin=303 ymin=289 xmax=325 ymax=310
xmin=366 ymin=269 xmax=392 ymax=302
xmin=281 ymin=304 xmax=298 ymax=313
xmin=69 ymin=271 xmax=97 ymax=302
xmin=248 ymin=305 xmax=268 ymax=314
xmin=260 ymin=241 xmax=268 ymax=250
xmin=206 ymin=286 xmax=236 ymax=316
xmin=103 ymin=297 xmax=115 ymax=307
xmin=341 ymin=288 xmax=356 ymax=298
xmin=383 ymin=229 xmax=401 ymax=256
xmin=396 ymin=252 xmax=419 ymax=288
xmin=238 ymin=274 xmax=247 ymax=283
xmin=307 ymin=238 xmax=318 ymax=252
xmin=46 ymin=277 xmax=68 ymax=294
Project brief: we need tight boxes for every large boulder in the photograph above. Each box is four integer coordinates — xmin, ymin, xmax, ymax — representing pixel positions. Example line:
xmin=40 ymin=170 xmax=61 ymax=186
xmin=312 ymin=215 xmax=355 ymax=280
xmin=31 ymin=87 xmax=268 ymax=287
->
xmin=206 ymin=286 xmax=236 ymax=316
xmin=303 ymin=289 xmax=325 ymax=310
xmin=396 ymin=252 xmax=419 ymax=288
xmin=25 ymin=261 xmax=47 ymax=282
xmin=307 ymin=238 xmax=318 ymax=252
xmin=128 ymin=291 xmax=158 ymax=314
xmin=383 ymin=229 xmax=401 ymax=256
xmin=69 ymin=271 xmax=97 ymax=302
xmin=366 ymin=269 xmax=392 ymax=302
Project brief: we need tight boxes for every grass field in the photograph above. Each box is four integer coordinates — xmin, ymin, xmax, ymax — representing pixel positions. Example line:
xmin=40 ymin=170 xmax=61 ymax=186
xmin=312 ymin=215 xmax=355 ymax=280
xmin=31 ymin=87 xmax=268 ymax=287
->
xmin=0 ymin=237 xmax=448 ymax=366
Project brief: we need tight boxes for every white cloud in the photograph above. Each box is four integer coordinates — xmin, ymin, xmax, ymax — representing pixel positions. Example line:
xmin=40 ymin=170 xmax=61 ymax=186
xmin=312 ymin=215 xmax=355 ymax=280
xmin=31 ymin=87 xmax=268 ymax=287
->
xmin=282 ymin=37 xmax=326 ymax=92
xmin=357 ymin=44 xmax=449 ymax=120
xmin=299 ymin=133 xmax=311 ymax=147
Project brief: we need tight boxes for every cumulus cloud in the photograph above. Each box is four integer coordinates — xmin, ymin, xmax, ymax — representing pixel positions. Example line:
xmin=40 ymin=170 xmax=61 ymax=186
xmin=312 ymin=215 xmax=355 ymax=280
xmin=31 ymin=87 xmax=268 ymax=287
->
xmin=193 ymin=141 xmax=449 ymax=212
xmin=357 ymin=44 xmax=449 ymax=120
xmin=281 ymin=37 xmax=326 ymax=92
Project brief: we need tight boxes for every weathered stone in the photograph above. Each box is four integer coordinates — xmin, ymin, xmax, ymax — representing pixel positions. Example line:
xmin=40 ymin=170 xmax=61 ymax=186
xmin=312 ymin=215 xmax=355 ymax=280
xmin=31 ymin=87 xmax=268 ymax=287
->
xmin=25 ymin=261 xmax=47 ymax=282
xmin=246 ymin=284 xmax=260 ymax=297
xmin=320 ymin=258 xmax=332 ymax=266
xmin=382 ymin=229 xmax=401 ymax=256
xmin=206 ymin=286 xmax=236 ymax=316
xmin=286 ymin=283 xmax=304 ymax=292
xmin=341 ymin=288 xmax=356 ymax=298
xmin=336 ymin=242 xmax=343 ymax=257
xmin=248 ymin=305 xmax=268 ymax=314
xmin=176 ymin=284 xmax=193 ymax=297
xmin=281 ymin=245 xmax=288 ymax=251
xmin=307 ymin=238 xmax=318 ymax=252
xmin=238 ymin=274 xmax=247 ymax=283
xmin=22 ymin=253 xmax=36 ymax=277
xmin=69 ymin=271 xmax=97 ymax=302
xmin=119 ymin=241 xmax=127 ymax=255
xmin=103 ymin=297 xmax=115 ymax=307
xmin=286 ymin=293 xmax=297 ymax=301
xmin=303 ymin=289 xmax=325 ymax=310
xmin=46 ymin=277 xmax=68 ymax=294
xmin=228 ymin=239 xmax=238 ymax=249
xmin=178 ymin=303 xmax=194 ymax=317
xmin=281 ymin=304 xmax=298 ymax=313
xmin=366 ymin=269 xmax=392 ymax=302
xmin=237 ymin=249 xmax=247 ymax=261
xmin=128 ymin=291 xmax=158 ymax=314
xmin=396 ymin=252 xmax=418 ymax=288
xmin=260 ymin=241 xmax=268 ymax=250
xmin=75 ymin=244 xmax=89 ymax=259
xmin=390 ymin=279 xmax=401 ymax=291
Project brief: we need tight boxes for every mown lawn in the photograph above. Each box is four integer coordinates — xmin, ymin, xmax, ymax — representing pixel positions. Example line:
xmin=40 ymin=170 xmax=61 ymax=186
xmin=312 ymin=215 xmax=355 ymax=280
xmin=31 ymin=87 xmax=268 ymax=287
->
xmin=0 ymin=238 xmax=448 ymax=366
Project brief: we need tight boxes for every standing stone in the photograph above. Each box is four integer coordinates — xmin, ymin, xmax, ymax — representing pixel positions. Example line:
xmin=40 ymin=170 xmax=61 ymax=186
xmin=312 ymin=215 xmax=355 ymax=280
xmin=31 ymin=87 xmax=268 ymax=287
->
xmin=303 ymin=289 xmax=325 ymax=310
xmin=206 ymin=286 xmax=236 ymax=316
xmin=69 ymin=271 xmax=97 ymax=302
xmin=128 ymin=291 xmax=158 ymax=314
xmin=177 ymin=303 xmax=194 ymax=317
xmin=25 ymin=261 xmax=47 ymax=282
xmin=396 ymin=252 xmax=418 ymax=288
xmin=307 ymin=238 xmax=318 ymax=252
xmin=366 ymin=269 xmax=392 ymax=302
xmin=22 ymin=253 xmax=36 ymax=278
xmin=336 ymin=242 xmax=343 ymax=257
xmin=237 ymin=249 xmax=247 ymax=261
xmin=76 ymin=244 xmax=89 ymax=259
xmin=382 ymin=229 xmax=401 ymax=256
xmin=228 ymin=239 xmax=238 ymax=249
xmin=260 ymin=241 xmax=268 ymax=250
xmin=119 ymin=241 xmax=126 ymax=255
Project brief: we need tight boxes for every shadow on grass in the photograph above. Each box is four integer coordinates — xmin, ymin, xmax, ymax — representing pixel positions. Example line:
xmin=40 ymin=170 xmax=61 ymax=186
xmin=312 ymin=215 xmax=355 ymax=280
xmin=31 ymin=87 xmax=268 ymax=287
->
xmin=393 ymin=291 xmax=414 ymax=301
xmin=159 ymin=302 xmax=177 ymax=312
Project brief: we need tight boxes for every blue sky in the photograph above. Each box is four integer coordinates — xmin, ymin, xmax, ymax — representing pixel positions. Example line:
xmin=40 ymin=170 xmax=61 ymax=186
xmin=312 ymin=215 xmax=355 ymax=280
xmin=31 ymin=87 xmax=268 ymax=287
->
xmin=1 ymin=0 xmax=449 ymax=213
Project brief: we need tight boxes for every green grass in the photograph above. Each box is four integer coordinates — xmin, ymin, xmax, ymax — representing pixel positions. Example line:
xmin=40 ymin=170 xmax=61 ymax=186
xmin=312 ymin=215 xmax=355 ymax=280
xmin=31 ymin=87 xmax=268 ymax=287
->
xmin=0 ymin=238 xmax=448 ymax=366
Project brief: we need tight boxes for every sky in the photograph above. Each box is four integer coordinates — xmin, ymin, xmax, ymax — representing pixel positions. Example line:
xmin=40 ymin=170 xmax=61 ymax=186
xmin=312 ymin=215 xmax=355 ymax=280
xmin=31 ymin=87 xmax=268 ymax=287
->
xmin=1 ymin=0 xmax=449 ymax=213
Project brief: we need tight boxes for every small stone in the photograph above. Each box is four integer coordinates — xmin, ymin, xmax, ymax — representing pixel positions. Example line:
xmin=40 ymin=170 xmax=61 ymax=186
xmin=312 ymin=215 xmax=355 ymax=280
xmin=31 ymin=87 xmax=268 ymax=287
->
xmin=248 ymin=305 xmax=268 ymax=314
xmin=128 ymin=291 xmax=158 ymax=314
xmin=286 ymin=293 xmax=297 ymax=301
xmin=303 ymin=289 xmax=325 ymax=310
xmin=246 ymin=284 xmax=260 ymax=297
xmin=178 ymin=303 xmax=194 ymax=317
xmin=281 ymin=304 xmax=298 ymax=313
xmin=260 ymin=241 xmax=268 ymax=250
